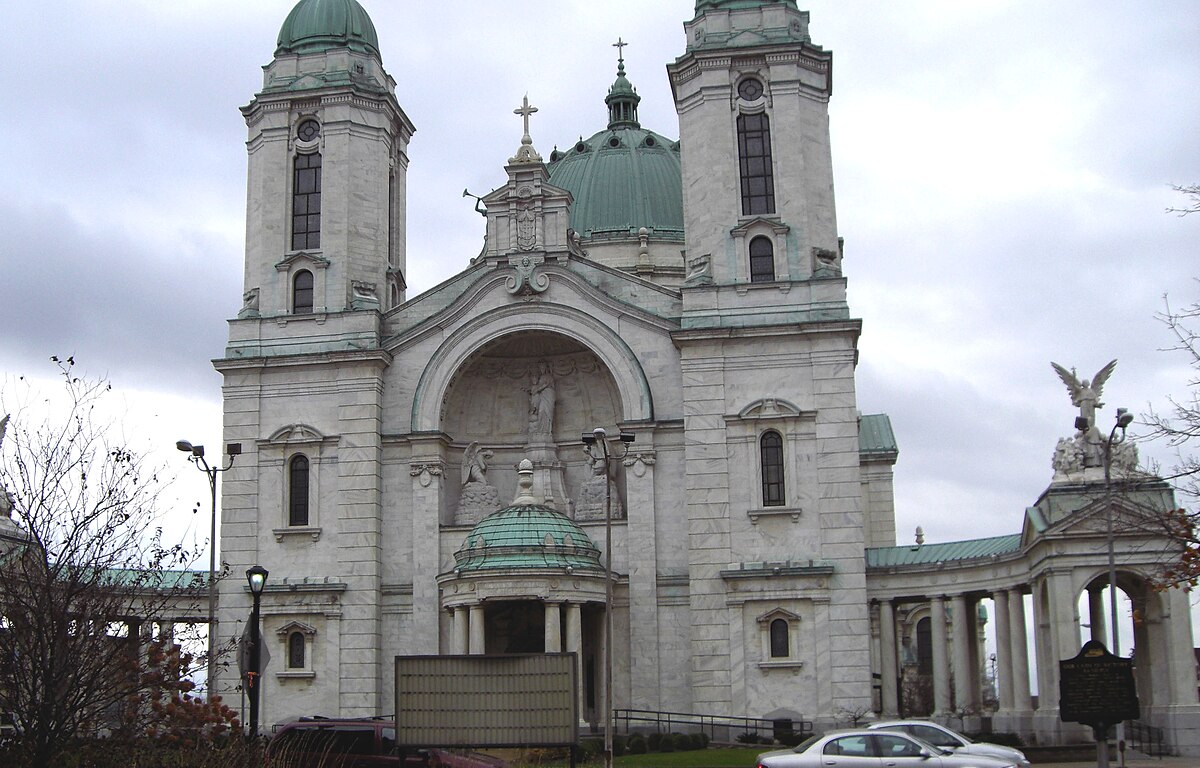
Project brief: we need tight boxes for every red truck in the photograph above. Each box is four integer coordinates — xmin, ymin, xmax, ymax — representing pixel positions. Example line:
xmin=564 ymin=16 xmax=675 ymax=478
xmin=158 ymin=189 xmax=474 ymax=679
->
xmin=265 ymin=717 xmax=506 ymax=768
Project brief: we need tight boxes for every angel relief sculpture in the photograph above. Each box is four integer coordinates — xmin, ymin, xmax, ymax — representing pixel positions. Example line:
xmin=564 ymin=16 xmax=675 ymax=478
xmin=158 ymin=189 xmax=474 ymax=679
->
xmin=1051 ymin=359 xmax=1117 ymax=429
xmin=456 ymin=442 xmax=499 ymax=525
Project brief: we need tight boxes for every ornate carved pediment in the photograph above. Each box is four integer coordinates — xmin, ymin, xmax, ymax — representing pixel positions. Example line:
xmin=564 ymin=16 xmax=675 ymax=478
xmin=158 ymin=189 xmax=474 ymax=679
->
xmin=274 ymin=251 xmax=330 ymax=272
xmin=737 ymin=398 xmax=805 ymax=420
xmin=729 ymin=217 xmax=789 ymax=237
xmin=755 ymin=607 xmax=802 ymax=625
xmin=267 ymin=423 xmax=326 ymax=444
xmin=275 ymin=620 xmax=317 ymax=637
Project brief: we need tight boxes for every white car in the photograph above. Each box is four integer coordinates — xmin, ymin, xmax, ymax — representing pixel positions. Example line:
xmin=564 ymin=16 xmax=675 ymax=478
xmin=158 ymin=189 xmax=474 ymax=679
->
xmin=756 ymin=729 xmax=1021 ymax=768
xmin=867 ymin=720 xmax=1031 ymax=768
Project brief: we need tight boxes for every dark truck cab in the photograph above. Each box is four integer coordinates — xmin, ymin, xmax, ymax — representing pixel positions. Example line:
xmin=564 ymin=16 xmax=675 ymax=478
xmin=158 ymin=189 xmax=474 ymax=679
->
xmin=265 ymin=717 xmax=505 ymax=768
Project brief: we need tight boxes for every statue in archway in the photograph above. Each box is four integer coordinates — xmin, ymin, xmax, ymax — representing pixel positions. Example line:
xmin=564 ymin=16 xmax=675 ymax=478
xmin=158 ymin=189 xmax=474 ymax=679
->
xmin=527 ymin=361 xmax=556 ymax=437
xmin=575 ymin=453 xmax=624 ymax=521
xmin=456 ymin=442 xmax=499 ymax=525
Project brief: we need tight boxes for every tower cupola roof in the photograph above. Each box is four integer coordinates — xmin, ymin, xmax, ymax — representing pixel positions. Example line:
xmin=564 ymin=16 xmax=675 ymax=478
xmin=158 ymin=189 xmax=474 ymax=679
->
xmin=604 ymin=44 xmax=641 ymax=130
xmin=276 ymin=0 xmax=380 ymax=57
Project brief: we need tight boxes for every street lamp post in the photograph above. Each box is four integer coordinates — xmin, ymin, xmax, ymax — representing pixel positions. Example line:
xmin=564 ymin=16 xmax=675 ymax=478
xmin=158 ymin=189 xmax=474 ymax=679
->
xmin=246 ymin=564 xmax=269 ymax=739
xmin=581 ymin=427 xmax=634 ymax=768
xmin=1103 ymin=408 xmax=1133 ymax=767
xmin=176 ymin=440 xmax=240 ymax=688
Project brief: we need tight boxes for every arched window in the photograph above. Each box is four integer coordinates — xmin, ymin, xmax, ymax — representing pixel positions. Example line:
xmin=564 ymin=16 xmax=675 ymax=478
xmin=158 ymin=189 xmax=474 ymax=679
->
xmin=769 ymin=618 xmax=789 ymax=658
xmin=293 ymin=270 xmax=314 ymax=315
xmin=760 ymin=431 xmax=784 ymax=506
xmin=289 ymin=454 xmax=310 ymax=526
xmin=749 ymin=236 xmax=775 ymax=282
xmin=292 ymin=152 xmax=322 ymax=250
xmin=737 ymin=112 xmax=775 ymax=215
xmin=288 ymin=631 xmax=306 ymax=669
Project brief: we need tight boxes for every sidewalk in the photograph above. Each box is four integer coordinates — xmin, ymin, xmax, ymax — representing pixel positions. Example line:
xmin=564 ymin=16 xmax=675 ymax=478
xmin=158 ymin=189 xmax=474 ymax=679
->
xmin=1035 ymin=758 xmax=1196 ymax=768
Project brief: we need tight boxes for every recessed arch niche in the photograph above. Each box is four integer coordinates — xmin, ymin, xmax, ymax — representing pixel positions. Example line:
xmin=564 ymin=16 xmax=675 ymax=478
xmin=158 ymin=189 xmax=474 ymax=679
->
xmin=440 ymin=330 xmax=624 ymax=511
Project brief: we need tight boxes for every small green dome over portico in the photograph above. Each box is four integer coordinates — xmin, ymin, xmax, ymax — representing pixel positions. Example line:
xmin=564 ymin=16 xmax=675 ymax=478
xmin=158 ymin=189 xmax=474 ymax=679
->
xmin=454 ymin=505 xmax=604 ymax=574
xmin=276 ymin=0 xmax=380 ymax=57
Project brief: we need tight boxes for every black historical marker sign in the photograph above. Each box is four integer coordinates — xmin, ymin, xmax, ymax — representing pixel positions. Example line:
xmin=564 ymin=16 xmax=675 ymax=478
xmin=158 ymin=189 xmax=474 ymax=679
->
xmin=1059 ymin=640 xmax=1140 ymax=726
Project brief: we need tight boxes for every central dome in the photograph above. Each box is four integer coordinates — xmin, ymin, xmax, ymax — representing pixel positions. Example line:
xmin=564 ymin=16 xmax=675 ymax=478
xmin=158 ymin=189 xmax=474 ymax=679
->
xmin=276 ymin=0 xmax=380 ymax=57
xmin=547 ymin=59 xmax=683 ymax=242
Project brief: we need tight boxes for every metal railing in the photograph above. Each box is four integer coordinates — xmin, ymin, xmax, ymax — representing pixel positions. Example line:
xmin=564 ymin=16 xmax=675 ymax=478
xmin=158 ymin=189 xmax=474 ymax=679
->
xmin=1125 ymin=719 xmax=1169 ymax=758
xmin=613 ymin=709 xmax=813 ymax=745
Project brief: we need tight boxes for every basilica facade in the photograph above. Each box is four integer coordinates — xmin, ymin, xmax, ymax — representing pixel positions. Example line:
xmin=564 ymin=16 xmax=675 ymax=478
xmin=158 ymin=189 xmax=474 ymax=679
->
xmin=214 ymin=0 xmax=1200 ymax=752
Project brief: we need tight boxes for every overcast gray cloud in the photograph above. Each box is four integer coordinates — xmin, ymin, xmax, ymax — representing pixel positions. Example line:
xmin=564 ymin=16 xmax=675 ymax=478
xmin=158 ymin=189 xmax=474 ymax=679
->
xmin=1 ymin=0 xmax=1196 ymax=547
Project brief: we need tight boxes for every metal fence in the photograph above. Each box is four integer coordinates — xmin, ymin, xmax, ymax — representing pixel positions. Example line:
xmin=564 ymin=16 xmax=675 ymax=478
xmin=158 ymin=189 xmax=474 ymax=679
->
xmin=1126 ymin=719 xmax=1169 ymax=758
xmin=613 ymin=708 xmax=813 ymax=744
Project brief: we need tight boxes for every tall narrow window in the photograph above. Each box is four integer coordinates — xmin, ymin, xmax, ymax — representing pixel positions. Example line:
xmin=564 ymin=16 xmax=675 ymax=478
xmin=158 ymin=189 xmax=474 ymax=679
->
xmin=737 ymin=113 xmax=775 ymax=215
xmin=749 ymin=236 xmax=775 ymax=282
xmin=288 ymin=631 xmax=306 ymax=669
xmin=289 ymin=454 xmax=310 ymax=526
xmin=760 ymin=430 xmax=784 ymax=506
xmin=769 ymin=618 xmax=790 ymax=658
xmin=292 ymin=152 xmax=322 ymax=250
xmin=293 ymin=270 xmax=314 ymax=314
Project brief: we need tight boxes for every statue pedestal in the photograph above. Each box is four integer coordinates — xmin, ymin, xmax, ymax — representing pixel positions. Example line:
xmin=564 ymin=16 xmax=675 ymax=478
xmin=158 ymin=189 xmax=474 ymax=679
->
xmin=525 ymin=436 xmax=571 ymax=512
xmin=456 ymin=482 xmax=500 ymax=525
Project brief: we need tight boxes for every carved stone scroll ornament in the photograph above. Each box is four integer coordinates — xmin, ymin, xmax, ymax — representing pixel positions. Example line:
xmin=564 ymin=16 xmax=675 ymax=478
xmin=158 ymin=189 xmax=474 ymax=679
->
xmin=239 ymin=288 xmax=261 ymax=318
xmin=685 ymin=253 xmax=713 ymax=285
xmin=505 ymin=253 xmax=549 ymax=296
xmin=409 ymin=462 xmax=443 ymax=488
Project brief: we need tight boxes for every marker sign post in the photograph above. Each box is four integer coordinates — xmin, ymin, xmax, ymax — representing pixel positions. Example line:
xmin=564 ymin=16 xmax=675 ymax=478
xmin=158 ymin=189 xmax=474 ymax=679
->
xmin=1059 ymin=640 xmax=1139 ymax=768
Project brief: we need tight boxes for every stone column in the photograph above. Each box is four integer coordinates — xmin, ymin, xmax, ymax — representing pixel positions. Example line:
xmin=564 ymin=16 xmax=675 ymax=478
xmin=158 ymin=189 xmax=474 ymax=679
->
xmin=451 ymin=607 xmax=468 ymax=655
xmin=992 ymin=590 xmax=1014 ymax=714
xmin=1165 ymin=587 xmax=1200 ymax=705
xmin=1087 ymin=586 xmax=1107 ymax=644
xmin=1008 ymin=589 xmax=1032 ymax=711
xmin=565 ymin=602 xmax=584 ymax=721
xmin=544 ymin=601 xmax=562 ymax=653
xmin=931 ymin=596 xmax=951 ymax=715
xmin=624 ymin=448 xmax=659 ymax=711
xmin=879 ymin=600 xmax=899 ymax=717
xmin=410 ymin=456 xmax=445 ymax=654
xmin=951 ymin=593 xmax=972 ymax=711
xmin=468 ymin=603 xmax=485 ymax=655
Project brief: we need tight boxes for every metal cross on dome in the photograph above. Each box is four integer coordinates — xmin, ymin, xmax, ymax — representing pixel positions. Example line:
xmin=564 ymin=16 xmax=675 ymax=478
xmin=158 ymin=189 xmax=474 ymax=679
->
xmin=514 ymin=95 xmax=538 ymax=145
xmin=613 ymin=37 xmax=628 ymax=63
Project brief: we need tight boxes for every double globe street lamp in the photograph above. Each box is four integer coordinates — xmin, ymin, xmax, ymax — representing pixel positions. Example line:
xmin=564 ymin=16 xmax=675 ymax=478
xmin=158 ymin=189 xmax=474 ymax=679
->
xmin=176 ymin=440 xmax=240 ymax=687
xmin=580 ymin=427 xmax=634 ymax=768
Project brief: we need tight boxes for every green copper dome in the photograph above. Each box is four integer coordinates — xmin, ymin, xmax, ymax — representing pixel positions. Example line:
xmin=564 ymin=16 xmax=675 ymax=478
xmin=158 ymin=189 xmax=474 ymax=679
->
xmin=548 ymin=59 xmax=683 ymax=242
xmin=454 ymin=505 xmax=604 ymax=574
xmin=277 ymin=0 xmax=380 ymax=57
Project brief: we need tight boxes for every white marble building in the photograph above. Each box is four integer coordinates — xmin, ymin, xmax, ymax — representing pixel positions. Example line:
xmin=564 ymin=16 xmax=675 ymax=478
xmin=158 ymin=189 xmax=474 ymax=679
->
xmin=214 ymin=0 xmax=1200 ymax=752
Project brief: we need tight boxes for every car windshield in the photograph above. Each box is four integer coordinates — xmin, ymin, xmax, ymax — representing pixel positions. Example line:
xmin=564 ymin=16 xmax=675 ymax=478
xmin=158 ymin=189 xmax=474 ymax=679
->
xmin=902 ymin=732 xmax=953 ymax=757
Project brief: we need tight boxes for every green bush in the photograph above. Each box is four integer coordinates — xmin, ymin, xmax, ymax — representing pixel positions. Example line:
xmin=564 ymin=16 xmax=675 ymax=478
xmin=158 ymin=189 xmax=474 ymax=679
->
xmin=626 ymin=733 xmax=647 ymax=754
xmin=579 ymin=737 xmax=602 ymax=760
xmin=612 ymin=734 xmax=626 ymax=757
xmin=697 ymin=731 xmax=710 ymax=748
xmin=777 ymin=730 xmax=805 ymax=747
xmin=646 ymin=732 xmax=663 ymax=751
xmin=658 ymin=734 xmax=676 ymax=752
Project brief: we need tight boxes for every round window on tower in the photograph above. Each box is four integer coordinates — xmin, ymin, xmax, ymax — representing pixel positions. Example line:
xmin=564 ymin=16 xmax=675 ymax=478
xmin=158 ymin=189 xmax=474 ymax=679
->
xmin=297 ymin=119 xmax=321 ymax=143
xmin=737 ymin=77 xmax=764 ymax=102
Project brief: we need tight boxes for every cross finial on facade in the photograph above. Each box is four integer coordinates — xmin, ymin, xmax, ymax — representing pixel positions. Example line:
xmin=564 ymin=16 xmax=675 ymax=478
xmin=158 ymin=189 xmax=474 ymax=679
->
xmin=514 ymin=94 xmax=538 ymax=147
xmin=613 ymin=37 xmax=628 ymax=68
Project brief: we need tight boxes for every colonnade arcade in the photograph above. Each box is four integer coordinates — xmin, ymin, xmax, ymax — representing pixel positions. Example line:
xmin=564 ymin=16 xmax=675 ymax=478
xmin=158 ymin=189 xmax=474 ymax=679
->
xmin=870 ymin=548 xmax=1199 ymax=744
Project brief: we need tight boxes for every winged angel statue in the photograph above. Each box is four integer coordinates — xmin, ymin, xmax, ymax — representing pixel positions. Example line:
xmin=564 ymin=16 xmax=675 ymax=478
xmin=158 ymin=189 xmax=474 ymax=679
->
xmin=1051 ymin=359 xmax=1117 ymax=429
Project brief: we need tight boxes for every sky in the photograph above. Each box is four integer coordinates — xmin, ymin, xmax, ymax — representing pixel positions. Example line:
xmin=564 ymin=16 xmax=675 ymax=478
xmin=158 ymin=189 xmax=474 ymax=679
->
xmin=1 ymin=0 xmax=1197 ymax=557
